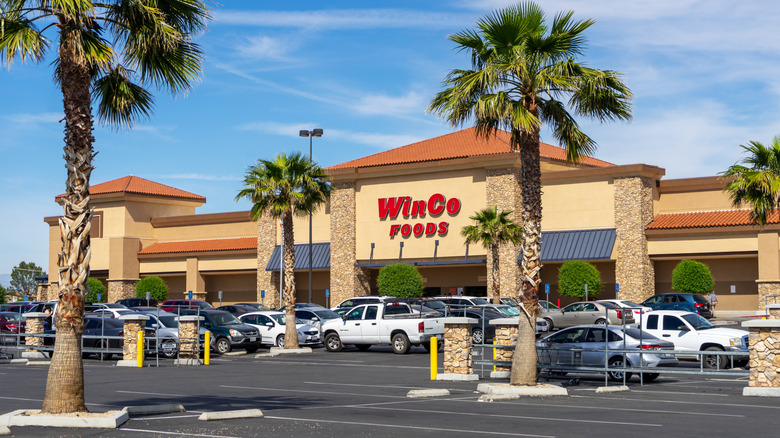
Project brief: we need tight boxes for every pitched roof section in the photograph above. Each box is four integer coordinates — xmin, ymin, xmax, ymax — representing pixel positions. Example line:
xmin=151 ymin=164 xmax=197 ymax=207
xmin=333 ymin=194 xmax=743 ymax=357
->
xmin=531 ymin=228 xmax=616 ymax=262
xmin=327 ymin=127 xmax=614 ymax=170
xmin=138 ymin=237 xmax=256 ymax=255
xmin=266 ymin=242 xmax=331 ymax=271
xmin=646 ymin=209 xmax=779 ymax=230
xmin=56 ymin=175 xmax=205 ymax=202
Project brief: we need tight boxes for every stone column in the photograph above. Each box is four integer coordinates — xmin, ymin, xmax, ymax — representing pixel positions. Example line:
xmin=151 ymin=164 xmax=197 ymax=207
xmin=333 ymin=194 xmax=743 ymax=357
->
xmin=437 ymin=317 xmax=479 ymax=381
xmin=117 ymin=314 xmax=149 ymax=367
xmin=490 ymin=317 xmax=519 ymax=378
xmin=330 ymin=181 xmax=370 ymax=307
xmin=46 ymin=282 xmax=59 ymax=301
xmin=743 ymin=320 xmax=780 ymax=397
xmin=22 ymin=312 xmax=48 ymax=359
xmin=614 ymin=176 xmax=655 ymax=304
xmin=486 ymin=168 xmax=522 ymax=302
xmin=175 ymin=315 xmax=203 ymax=366
xmin=108 ymin=280 xmax=137 ymax=303
xmin=256 ymin=213 xmax=277 ymax=306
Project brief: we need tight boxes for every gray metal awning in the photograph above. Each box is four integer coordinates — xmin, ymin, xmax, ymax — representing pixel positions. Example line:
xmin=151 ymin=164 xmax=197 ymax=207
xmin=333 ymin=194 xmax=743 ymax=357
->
xmin=532 ymin=228 xmax=616 ymax=262
xmin=265 ymin=242 xmax=331 ymax=271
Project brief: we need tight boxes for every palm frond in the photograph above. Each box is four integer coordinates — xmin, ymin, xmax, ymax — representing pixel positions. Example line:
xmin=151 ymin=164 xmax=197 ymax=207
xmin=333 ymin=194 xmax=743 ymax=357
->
xmin=538 ymin=98 xmax=596 ymax=162
xmin=92 ymin=64 xmax=154 ymax=127
xmin=0 ymin=15 xmax=49 ymax=63
xmin=721 ymin=137 xmax=780 ymax=225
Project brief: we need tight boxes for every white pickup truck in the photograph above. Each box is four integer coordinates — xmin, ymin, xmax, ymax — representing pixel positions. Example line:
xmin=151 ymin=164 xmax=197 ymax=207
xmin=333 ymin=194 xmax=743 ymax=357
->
xmin=322 ymin=302 xmax=444 ymax=354
xmin=638 ymin=310 xmax=749 ymax=369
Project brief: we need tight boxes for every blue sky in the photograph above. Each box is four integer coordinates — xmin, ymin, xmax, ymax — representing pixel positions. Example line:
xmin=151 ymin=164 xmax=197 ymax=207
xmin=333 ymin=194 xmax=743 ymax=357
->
xmin=1 ymin=0 xmax=779 ymax=283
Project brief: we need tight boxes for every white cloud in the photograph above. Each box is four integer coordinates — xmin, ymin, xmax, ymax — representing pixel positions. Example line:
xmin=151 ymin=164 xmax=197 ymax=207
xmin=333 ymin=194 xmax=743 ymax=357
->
xmin=5 ymin=112 xmax=62 ymax=124
xmin=235 ymin=35 xmax=292 ymax=60
xmin=214 ymin=9 xmax=473 ymax=30
xmin=352 ymin=91 xmax=426 ymax=117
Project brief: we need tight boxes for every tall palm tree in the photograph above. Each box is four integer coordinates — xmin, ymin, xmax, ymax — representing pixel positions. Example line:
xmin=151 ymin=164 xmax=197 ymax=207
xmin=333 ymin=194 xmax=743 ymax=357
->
xmin=721 ymin=137 xmax=780 ymax=225
xmin=461 ymin=206 xmax=522 ymax=305
xmin=236 ymin=152 xmax=330 ymax=350
xmin=1 ymin=0 xmax=209 ymax=413
xmin=429 ymin=1 xmax=631 ymax=385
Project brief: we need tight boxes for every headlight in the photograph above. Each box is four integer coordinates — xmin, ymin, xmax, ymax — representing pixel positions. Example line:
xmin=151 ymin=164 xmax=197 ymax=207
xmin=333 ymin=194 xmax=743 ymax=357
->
xmin=229 ymin=329 xmax=241 ymax=337
xmin=729 ymin=337 xmax=743 ymax=347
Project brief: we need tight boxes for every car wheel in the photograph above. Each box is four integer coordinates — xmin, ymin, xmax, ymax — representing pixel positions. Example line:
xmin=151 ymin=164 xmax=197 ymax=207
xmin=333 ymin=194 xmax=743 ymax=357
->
xmin=215 ymin=337 xmax=231 ymax=355
xmin=160 ymin=339 xmax=178 ymax=359
xmin=97 ymin=339 xmax=112 ymax=361
xmin=595 ymin=318 xmax=607 ymax=325
xmin=472 ymin=328 xmax=484 ymax=345
xmin=355 ymin=344 xmax=371 ymax=351
xmin=607 ymin=356 xmax=632 ymax=381
xmin=392 ymin=333 xmax=411 ymax=354
xmin=643 ymin=373 xmax=660 ymax=382
xmin=276 ymin=335 xmax=285 ymax=348
xmin=544 ymin=318 xmax=554 ymax=331
xmin=703 ymin=346 xmax=726 ymax=369
xmin=324 ymin=333 xmax=343 ymax=352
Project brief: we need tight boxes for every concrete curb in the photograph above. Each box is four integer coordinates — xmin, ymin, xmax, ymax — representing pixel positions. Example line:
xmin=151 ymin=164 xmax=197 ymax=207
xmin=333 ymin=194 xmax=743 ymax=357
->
xmin=122 ymin=404 xmax=185 ymax=416
xmin=21 ymin=351 xmax=48 ymax=359
xmin=490 ymin=371 xmax=510 ymax=379
xmin=435 ymin=373 xmax=479 ymax=381
xmin=25 ymin=361 xmax=51 ymax=366
xmin=477 ymin=383 xmax=568 ymax=397
xmin=174 ymin=359 xmax=203 ymax=366
xmin=269 ymin=347 xmax=313 ymax=356
xmin=407 ymin=389 xmax=451 ymax=398
xmin=0 ymin=425 xmax=10 ymax=435
xmin=0 ymin=409 xmax=129 ymax=428
xmin=743 ymin=387 xmax=780 ymax=397
xmin=595 ymin=385 xmax=630 ymax=393
xmin=198 ymin=409 xmax=264 ymax=421
xmin=0 ymin=359 xmax=28 ymax=365
xmin=223 ymin=351 xmax=249 ymax=356
xmin=116 ymin=360 xmax=145 ymax=368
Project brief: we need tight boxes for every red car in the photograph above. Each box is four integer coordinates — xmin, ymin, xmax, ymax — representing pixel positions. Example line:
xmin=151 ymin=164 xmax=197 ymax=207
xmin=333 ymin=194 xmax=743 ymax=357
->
xmin=0 ymin=312 xmax=27 ymax=334
xmin=160 ymin=299 xmax=213 ymax=313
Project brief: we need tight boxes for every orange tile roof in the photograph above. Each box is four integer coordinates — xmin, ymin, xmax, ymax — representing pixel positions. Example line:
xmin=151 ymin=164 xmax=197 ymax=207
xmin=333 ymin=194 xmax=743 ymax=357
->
xmin=646 ymin=209 xmax=780 ymax=230
xmin=138 ymin=237 xmax=257 ymax=255
xmin=327 ymin=127 xmax=614 ymax=170
xmin=56 ymin=175 xmax=205 ymax=202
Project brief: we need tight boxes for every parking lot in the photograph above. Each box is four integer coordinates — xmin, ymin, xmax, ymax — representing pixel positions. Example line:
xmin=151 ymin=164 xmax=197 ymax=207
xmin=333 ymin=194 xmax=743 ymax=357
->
xmin=1 ymin=340 xmax=778 ymax=438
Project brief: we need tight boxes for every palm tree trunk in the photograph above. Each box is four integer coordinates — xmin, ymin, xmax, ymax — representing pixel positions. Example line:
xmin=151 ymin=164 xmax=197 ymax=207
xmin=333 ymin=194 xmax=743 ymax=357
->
xmin=510 ymin=127 xmax=542 ymax=386
xmin=282 ymin=211 xmax=300 ymax=349
xmin=42 ymin=25 xmax=94 ymax=414
xmin=491 ymin=243 xmax=500 ymax=304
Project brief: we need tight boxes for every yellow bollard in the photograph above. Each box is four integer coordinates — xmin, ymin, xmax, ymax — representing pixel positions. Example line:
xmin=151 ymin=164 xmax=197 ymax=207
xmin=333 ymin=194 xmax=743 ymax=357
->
xmin=493 ymin=338 xmax=497 ymax=372
xmin=137 ymin=331 xmax=144 ymax=368
xmin=430 ymin=337 xmax=438 ymax=380
xmin=204 ymin=330 xmax=210 ymax=366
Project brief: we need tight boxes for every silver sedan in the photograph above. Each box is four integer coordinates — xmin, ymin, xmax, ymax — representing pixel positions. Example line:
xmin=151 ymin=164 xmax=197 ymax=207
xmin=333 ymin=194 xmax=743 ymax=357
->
xmin=541 ymin=301 xmax=634 ymax=330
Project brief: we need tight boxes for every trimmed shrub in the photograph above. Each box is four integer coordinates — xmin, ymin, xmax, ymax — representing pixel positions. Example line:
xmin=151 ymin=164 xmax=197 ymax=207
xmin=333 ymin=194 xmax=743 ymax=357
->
xmin=377 ymin=263 xmax=424 ymax=298
xmin=86 ymin=278 xmax=107 ymax=303
xmin=0 ymin=285 xmax=6 ymax=305
xmin=558 ymin=261 xmax=601 ymax=299
xmin=135 ymin=276 xmax=169 ymax=302
xmin=672 ymin=259 xmax=714 ymax=293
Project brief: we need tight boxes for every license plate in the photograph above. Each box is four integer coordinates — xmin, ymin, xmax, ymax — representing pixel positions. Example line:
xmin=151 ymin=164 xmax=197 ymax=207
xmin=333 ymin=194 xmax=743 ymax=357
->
xmin=249 ymin=337 xmax=256 ymax=342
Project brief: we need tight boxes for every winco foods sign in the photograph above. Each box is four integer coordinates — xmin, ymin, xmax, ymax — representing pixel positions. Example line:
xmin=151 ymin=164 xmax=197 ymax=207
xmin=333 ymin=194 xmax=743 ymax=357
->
xmin=378 ymin=193 xmax=461 ymax=238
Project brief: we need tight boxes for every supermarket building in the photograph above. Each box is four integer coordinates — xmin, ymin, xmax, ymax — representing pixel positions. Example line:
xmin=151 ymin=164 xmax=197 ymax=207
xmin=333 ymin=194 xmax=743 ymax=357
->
xmin=41 ymin=128 xmax=780 ymax=312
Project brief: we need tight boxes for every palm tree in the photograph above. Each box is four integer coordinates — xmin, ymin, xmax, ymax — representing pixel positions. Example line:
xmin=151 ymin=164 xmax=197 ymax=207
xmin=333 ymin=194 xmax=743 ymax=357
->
xmin=461 ymin=206 xmax=522 ymax=305
xmin=1 ymin=0 xmax=209 ymax=413
xmin=429 ymin=1 xmax=631 ymax=385
xmin=236 ymin=152 xmax=330 ymax=350
xmin=721 ymin=137 xmax=780 ymax=225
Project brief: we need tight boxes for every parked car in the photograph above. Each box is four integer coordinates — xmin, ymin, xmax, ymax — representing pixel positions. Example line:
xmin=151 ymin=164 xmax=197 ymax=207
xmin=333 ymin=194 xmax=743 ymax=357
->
xmin=239 ymin=311 xmax=320 ymax=347
xmin=85 ymin=303 xmax=129 ymax=311
xmin=637 ymin=310 xmax=748 ymax=369
xmin=537 ymin=325 xmax=678 ymax=381
xmin=235 ymin=303 xmax=271 ymax=311
xmin=597 ymin=299 xmax=653 ymax=321
xmin=137 ymin=311 xmax=207 ymax=358
xmin=539 ymin=300 xmax=560 ymax=312
xmin=331 ymin=296 xmax=394 ymax=311
xmin=46 ymin=316 xmax=154 ymax=360
xmin=499 ymin=297 xmax=520 ymax=307
xmin=180 ymin=309 xmax=261 ymax=354
xmin=86 ymin=308 xmax=136 ymax=319
xmin=116 ymin=297 xmax=158 ymax=308
xmin=294 ymin=307 xmax=343 ymax=332
xmin=475 ymin=304 xmax=550 ymax=334
xmin=447 ymin=307 xmax=505 ymax=344
xmin=216 ymin=304 xmax=260 ymax=317
xmin=0 ymin=302 xmax=43 ymax=314
xmin=433 ymin=296 xmax=491 ymax=310
xmin=641 ymin=293 xmax=713 ymax=319
xmin=0 ymin=312 xmax=26 ymax=337
xmin=160 ymin=299 xmax=214 ymax=313
xmin=542 ymin=301 xmax=635 ymax=331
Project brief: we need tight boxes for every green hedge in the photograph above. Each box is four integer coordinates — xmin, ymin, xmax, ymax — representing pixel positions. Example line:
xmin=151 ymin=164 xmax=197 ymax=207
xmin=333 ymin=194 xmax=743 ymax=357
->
xmin=672 ymin=259 xmax=714 ymax=294
xmin=86 ymin=278 xmax=107 ymax=303
xmin=558 ymin=261 xmax=601 ymax=299
xmin=135 ymin=276 xmax=169 ymax=302
xmin=377 ymin=264 xmax=424 ymax=298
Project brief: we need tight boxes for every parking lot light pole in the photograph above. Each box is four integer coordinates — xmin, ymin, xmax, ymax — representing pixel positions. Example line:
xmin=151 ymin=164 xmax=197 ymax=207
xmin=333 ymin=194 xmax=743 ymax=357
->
xmin=299 ymin=128 xmax=323 ymax=304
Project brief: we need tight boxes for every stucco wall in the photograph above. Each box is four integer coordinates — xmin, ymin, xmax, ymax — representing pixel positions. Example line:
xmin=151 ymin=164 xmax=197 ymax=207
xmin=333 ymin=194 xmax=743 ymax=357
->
xmin=541 ymin=178 xmax=616 ymax=231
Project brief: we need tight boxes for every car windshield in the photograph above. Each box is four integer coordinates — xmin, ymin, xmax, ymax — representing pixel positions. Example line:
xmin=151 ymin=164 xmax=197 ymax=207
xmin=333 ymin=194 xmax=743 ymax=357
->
xmin=497 ymin=306 xmax=520 ymax=316
xmin=423 ymin=300 xmax=447 ymax=310
xmin=197 ymin=301 xmax=214 ymax=308
xmin=2 ymin=313 xmax=22 ymax=322
xmin=471 ymin=298 xmax=490 ymax=305
xmin=158 ymin=316 xmax=178 ymax=328
xmin=599 ymin=302 xmax=619 ymax=309
xmin=502 ymin=298 xmax=519 ymax=306
xmin=624 ymin=328 xmax=662 ymax=341
xmin=692 ymin=294 xmax=709 ymax=304
xmin=269 ymin=314 xmax=305 ymax=325
xmin=105 ymin=303 xmax=127 ymax=309
xmin=312 ymin=310 xmax=340 ymax=320
xmin=621 ymin=301 xmax=642 ymax=308
xmin=681 ymin=313 xmax=714 ymax=330
xmin=211 ymin=312 xmax=241 ymax=326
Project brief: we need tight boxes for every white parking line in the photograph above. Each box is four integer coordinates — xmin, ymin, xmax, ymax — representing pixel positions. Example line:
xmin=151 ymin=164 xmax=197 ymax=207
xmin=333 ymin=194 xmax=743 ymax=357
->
xmin=572 ymin=394 xmax=773 ymax=411
xmin=627 ymin=389 xmax=729 ymax=397
xmin=117 ymin=390 xmax=189 ymax=397
xmin=121 ymin=428 xmax=240 ymax=438
xmin=302 ymin=381 xmax=473 ymax=392
xmin=262 ymin=416 xmax=555 ymax=437
xmin=249 ymin=359 xmax=427 ymax=370
xmin=128 ymin=414 xmax=201 ymax=421
xmin=219 ymin=385 xmax=408 ymax=399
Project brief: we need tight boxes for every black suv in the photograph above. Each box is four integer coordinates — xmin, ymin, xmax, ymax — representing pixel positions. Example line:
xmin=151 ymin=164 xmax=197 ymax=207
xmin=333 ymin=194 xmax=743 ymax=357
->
xmin=116 ymin=297 xmax=158 ymax=308
xmin=181 ymin=309 xmax=261 ymax=354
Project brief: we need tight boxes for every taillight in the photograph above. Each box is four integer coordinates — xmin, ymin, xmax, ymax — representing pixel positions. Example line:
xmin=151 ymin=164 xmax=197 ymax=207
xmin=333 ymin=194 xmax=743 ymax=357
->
xmin=694 ymin=302 xmax=703 ymax=308
xmin=6 ymin=323 xmax=17 ymax=331
xmin=418 ymin=321 xmax=425 ymax=333
xmin=145 ymin=330 xmax=156 ymax=337
xmin=638 ymin=344 xmax=662 ymax=350
xmin=615 ymin=310 xmax=623 ymax=319
xmin=119 ymin=331 xmax=124 ymax=337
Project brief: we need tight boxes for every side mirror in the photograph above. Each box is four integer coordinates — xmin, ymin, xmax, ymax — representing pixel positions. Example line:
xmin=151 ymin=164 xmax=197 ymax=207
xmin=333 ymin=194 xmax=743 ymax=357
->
xmin=311 ymin=317 xmax=319 ymax=321
xmin=265 ymin=322 xmax=274 ymax=327
xmin=342 ymin=314 xmax=348 ymax=320
xmin=152 ymin=323 xmax=158 ymax=329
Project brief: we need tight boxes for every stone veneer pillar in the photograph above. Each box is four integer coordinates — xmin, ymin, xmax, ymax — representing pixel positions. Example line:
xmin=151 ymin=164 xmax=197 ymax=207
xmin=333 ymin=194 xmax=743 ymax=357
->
xmin=766 ymin=304 xmax=780 ymax=319
xmin=437 ymin=317 xmax=479 ymax=381
xmin=486 ymin=168 xmax=522 ymax=303
xmin=108 ymin=279 xmax=137 ymax=303
xmin=22 ymin=312 xmax=49 ymax=359
xmin=743 ymin=320 xmax=780 ymax=397
xmin=490 ymin=318 xmax=519 ymax=378
xmin=175 ymin=315 xmax=203 ymax=366
xmin=614 ymin=176 xmax=655 ymax=304
xmin=256 ymin=213 xmax=277 ymax=306
xmin=757 ymin=281 xmax=780 ymax=312
xmin=46 ymin=283 xmax=59 ymax=301
xmin=330 ymin=181 xmax=369 ymax=307
xmin=117 ymin=314 xmax=149 ymax=367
